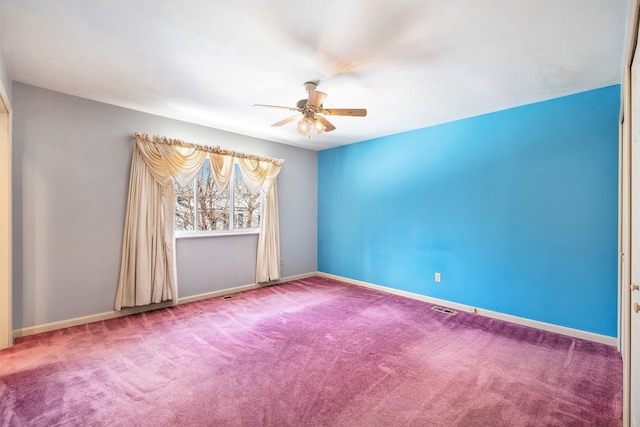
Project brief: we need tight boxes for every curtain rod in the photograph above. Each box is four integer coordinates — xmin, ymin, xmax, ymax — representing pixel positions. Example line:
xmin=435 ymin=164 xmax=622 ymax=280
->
xmin=133 ymin=132 xmax=284 ymax=166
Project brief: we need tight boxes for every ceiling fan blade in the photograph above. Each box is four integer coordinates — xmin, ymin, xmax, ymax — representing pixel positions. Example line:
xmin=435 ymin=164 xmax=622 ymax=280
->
xmin=317 ymin=116 xmax=336 ymax=132
xmin=307 ymin=90 xmax=327 ymax=108
xmin=271 ymin=116 xmax=299 ymax=127
xmin=253 ymin=104 xmax=299 ymax=112
xmin=322 ymin=108 xmax=367 ymax=117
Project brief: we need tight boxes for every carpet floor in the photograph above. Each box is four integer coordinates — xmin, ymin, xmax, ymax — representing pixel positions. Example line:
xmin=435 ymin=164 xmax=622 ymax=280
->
xmin=0 ymin=276 xmax=622 ymax=426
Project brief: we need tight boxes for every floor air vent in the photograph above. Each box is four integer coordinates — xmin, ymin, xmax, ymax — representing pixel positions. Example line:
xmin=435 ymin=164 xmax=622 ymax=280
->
xmin=222 ymin=294 xmax=240 ymax=301
xmin=431 ymin=306 xmax=457 ymax=315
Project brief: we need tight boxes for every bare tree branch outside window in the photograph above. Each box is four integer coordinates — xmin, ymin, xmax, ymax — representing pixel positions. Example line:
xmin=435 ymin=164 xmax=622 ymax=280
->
xmin=175 ymin=181 xmax=194 ymax=230
xmin=197 ymin=161 xmax=230 ymax=230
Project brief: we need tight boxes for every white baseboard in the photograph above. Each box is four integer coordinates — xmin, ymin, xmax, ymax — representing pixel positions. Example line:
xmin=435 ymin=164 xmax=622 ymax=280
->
xmin=317 ymin=272 xmax=619 ymax=347
xmin=177 ymin=283 xmax=262 ymax=305
xmin=14 ymin=271 xmax=615 ymax=347
xmin=12 ymin=272 xmax=319 ymax=339
xmin=13 ymin=301 xmax=173 ymax=339
xmin=177 ymin=272 xmax=318 ymax=304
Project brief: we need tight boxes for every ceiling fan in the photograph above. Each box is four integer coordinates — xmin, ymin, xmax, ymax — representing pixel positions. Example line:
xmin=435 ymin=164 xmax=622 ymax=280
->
xmin=253 ymin=81 xmax=367 ymax=137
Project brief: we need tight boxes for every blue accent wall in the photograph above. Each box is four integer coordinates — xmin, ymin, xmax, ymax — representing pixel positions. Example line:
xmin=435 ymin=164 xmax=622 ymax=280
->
xmin=318 ymin=86 xmax=620 ymax=337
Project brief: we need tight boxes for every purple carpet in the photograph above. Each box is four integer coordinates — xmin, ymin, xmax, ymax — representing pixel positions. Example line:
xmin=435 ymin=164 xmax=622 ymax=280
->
xmin=0 ymin=276 xmax=622 ymax=426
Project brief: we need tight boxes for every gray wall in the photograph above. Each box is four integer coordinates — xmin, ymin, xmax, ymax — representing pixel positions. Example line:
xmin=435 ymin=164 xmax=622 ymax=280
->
xmin=12 ymin=82 xmax=317 ymax=329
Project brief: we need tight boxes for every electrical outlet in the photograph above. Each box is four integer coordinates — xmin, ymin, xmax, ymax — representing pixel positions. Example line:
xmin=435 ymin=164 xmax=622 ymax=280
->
xmin=435 ymin=272 xmax=441 ymax=282
xmin=280 ymin=258 xmax=285 ymax=266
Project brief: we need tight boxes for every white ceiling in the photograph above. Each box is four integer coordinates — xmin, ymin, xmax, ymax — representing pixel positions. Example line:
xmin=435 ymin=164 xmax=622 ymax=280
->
xmin=0 ymin=0 xmax=630 ymax=151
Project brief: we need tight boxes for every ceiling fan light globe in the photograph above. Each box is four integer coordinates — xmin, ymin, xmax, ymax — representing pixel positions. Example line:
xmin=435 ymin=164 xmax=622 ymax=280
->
xmin=313 ymin=118 xmax=326 ymax=134
xmin=297 ymin=116 xmax=312 ymax=136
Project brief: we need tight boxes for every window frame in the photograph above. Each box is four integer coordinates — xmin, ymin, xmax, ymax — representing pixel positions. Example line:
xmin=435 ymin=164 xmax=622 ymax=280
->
xmin=174 ymin=160 xmax=263 ymax=239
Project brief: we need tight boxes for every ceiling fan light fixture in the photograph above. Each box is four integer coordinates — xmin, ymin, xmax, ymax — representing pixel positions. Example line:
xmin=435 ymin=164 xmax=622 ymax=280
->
xmin=297 ymin=116 xmax=325 ymax=137
xmin=255 ymin=81 xmax=366 ymax=138
xmin=313 ymin=117 xmax=326 ymax=134
xmin=297 ymin=116 xmax=313 ymax=136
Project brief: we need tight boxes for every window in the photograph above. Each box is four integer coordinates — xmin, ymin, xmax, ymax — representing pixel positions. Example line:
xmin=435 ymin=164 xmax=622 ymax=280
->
xmin=175 ymin=161 xmax=261 ymax=234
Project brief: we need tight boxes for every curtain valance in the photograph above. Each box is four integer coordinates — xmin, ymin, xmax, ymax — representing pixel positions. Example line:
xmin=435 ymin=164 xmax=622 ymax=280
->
xmin=133 ymin=132 xmax=284 ymax=166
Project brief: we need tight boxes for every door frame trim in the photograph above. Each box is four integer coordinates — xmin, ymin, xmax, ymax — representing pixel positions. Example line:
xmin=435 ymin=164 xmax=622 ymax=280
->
xmin=621 ymin=1 xmax=640 ymax=424
xmin=0 ymin=77 xmax=12 ymax=350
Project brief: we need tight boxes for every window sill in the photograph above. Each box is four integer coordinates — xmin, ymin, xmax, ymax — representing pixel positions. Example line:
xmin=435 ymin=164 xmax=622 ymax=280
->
xmin=175 ymin=229 xmax=260 ymax=239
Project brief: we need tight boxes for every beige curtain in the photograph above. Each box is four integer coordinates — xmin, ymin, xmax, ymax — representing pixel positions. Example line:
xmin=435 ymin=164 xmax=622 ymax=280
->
xmin=209 ymin=153 xmax=234 ymax=192
xmin=115 ymin=136 xmax=207 ymax=310
xmin=116 ymin=133 xmax=283 ymax=310
xmin=238 ymin=158 xmax=282 ymax=282
xmin=257 ymin=183 xmax=280 ymax=282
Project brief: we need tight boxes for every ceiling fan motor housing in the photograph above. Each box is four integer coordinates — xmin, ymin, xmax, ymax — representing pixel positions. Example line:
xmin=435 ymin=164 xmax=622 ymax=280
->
xmin=297 ymin=99 xmax=323 ymax=114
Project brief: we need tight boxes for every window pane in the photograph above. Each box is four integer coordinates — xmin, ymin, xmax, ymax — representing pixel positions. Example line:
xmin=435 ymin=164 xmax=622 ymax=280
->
xmin=174 ymin=180 xmax=194 ymax=231
xmin=175 ymin=161 xmax=263 ymax=233
xmin=233 ymin=164 xmax=261 ymax=229
xmin=197 ymin=160 xmax=230 ymax=231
